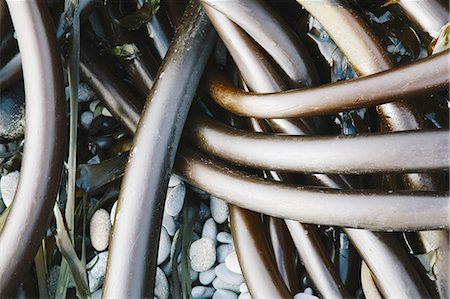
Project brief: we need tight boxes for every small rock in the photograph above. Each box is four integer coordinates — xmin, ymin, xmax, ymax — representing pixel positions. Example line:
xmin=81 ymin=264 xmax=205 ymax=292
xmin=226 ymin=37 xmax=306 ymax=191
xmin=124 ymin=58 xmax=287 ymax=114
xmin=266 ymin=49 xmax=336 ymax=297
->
xmin=47 ymin=265 xmax=60 ymax=298
xmin=87 ymin=251 xmax=108 ymax=292
xmin=0 ymin=170 xmax=20 ymax=207
xmin=215 ymin=263 xmax=244 ymax=285
xmin=192 ymin=286 xmax=215 ymax=299
xmin=217 ymin=232 xmax=233 ymax=244
xmin=91 ymin=288 xmax=103 ymax=299
xmin=65 ymin=82 xmax=95 ymax=103
xmin=225 ymin=252 xmax=242 ymax=274
xmin=0 ymin=96 xmax=25 ymax=141
xmin=199 ymin=268 xmax=216 ymax=285
xmin=102 ymin=107 xmax=113 ymax=117
xmin=80 ymin=111 xmax=94 ymax=129
xmin=217 ymin=244 xmax=234 ymax=263
xmin=239 ymin=283 xmax=248 ymax=293
xmin=213 ymin=289 xmax=238 ymax=299
xmin=90 ymin=209 xmax=111 ymax=251
xmin=238 ymin=292 xmax=251 ymax=299
xmin=162 ymin=212 xmax=176 ymax=236
xmin=154 ymin=267 xmax=169 ymax=299
xmin=190 ymin=237 xmax=216 ymax=272
xmin=110 ymin=201 xmax=117 ymax=225
xmin=168 ymin=174 xmax=182 ymax=187
xmin=158 ymin=227 xmax=171 ymax=265
xmin=212 ymin=277 xmax=240 ymax=293
xmin=202 ymin=218 xmax=218 ymax=242
xmin=304 ymin=287 xmax=313 ymax=295
xmin=210 ymin=196 xmax=229 ymax=224
xmin=164 ymin=183 xmax=186 ymax=216
xmin=161 ymin=258 xmax=172 ymax=277
xmin=294 ymin=293 xmax=319 ymax=299
xmin=89 ymin=100 xmax=100 ymax=112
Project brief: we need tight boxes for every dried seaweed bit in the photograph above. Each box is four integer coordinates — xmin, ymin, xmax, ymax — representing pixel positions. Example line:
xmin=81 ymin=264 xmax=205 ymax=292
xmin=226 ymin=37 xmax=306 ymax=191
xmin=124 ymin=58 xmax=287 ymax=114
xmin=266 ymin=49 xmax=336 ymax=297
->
xmin=117 ymin=0 xmax=160 ymax=30
xmin=381 ymin=0 xmax=399 ymax=8
xmin=415 ymin=250 xmax=438 ymax=281
xmin=110 ymin=43 xmax=141 ymax=60
xmin=430 ymin=23 xmax=450 ymax=54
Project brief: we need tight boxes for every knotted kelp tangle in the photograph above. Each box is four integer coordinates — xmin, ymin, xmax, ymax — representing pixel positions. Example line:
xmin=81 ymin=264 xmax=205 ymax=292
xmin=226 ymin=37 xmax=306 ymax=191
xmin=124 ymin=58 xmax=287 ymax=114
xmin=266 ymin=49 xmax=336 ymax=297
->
xmin=0 ymin=0 xmax=448 ymax=298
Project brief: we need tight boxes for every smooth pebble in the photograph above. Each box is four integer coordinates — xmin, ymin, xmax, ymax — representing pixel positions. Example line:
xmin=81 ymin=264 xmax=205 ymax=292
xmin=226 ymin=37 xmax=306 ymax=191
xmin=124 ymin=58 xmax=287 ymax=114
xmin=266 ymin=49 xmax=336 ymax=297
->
xmin=225 ymin=252 xmax=242 ymax=274
xmin=215 ymin=263 xmax=244 ymax=285
xmin=293 ymin=293 xmax=319 ymax=299
xmin=304 ymin=287 xmax=313 ymax=295
xmin=192 ymin=286 xmax=215 ymax=299
xmin=239 ymin=283 xmax=248 ymax=293
xmin=158 ymin=227 xmax=171 ymax=265
xmin=210 ymin=196 xmax=228 ymax=224
xmin=87 ymin=251 xmax=108 ymax=292
xmin=90 ymin=209 xmax=111 ymax=251
xmin=212 ymin=277 xmax=240 ymax=293
xmin=199 ymin=268 xmax=217 ymax=285
xmin=80 ymin=111 xmax=94 ymax=129
xmin=212 ymin=289 xmax=238 ymax=299
xmin=164 ymin=183 xmax=186 ymax=216
xmin=0 ymin=170 xmax=20 ymax=207
xmin=202 ymin=218 xmax=217 ymax=242
xmin=162 ymin=212 xmax=176 ymax=236
xmin=238 ymin=292 xmax=251 ymax=299
xmin=110 ymin=201 xmax=117 ymax=225
xmin=91 ymin=288 xmax=103 ymax=299
xmin=154 ymin=267 xmax=169 ymax=299
xmin=190 ymin=237 xmax=216 ymax=272
xmin=217 ymin=244 xmax=234 ymax=263
xmin=168 ymin=174 xmax=182 ymax=187
xmin=217 ymin=232 xmax=233 ymax=244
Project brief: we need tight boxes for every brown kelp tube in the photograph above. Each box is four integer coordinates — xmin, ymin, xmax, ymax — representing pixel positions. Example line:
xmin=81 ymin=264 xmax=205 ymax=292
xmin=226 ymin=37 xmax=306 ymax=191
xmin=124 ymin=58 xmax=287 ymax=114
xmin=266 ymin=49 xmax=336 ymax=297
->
xmin=0 ymin=0 xmax=65 ymax=295
xmin=206 ymin=50 xmax=450 ymax=118
xmin=102 ymin=1 xmax=216 ymax=297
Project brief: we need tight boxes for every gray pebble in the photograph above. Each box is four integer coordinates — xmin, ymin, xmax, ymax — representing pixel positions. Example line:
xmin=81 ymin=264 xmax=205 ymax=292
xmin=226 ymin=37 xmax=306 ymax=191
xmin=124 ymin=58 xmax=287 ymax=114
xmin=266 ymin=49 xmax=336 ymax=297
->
xmin=90 ymin=209 xmax=111 ymax=251
xmin=162 ymin=212 xmax=176 ymax=236
xmin=238 ymin=293 xmax=251 ymax=299
xmin=212 ymin=277 xmax=240 ymax=293
xmin=212 ymin=289 xmax=238 ymax=299
xmin=225 ymin=252 xmax=242 ymax=274
xmin=154 ymin=267 xmax=169 ymax=299
xmin=190 ymin=237 xmax=216 ymax=272
xmin=239 ymin=283 xmax=248 ymax=293
xmin=217 ymin=232 xmax=233 ymax=244
xmin=199 ymin=268 xmax=217 ymax=285
xmin=158 ymin=227 xmax=171 ymax=265
xmin=217 ymin=244 xmax=234 ymax=263
xmin=91 ymin=288 xmax=103 ymax=299
xmin=192 ymin=286 xmax=215 ymax=299
xmin=202 ymin=218 xmax=217 ymax=243
xmin=168 ymin=174 xmax=182 ymax=187
xmin=164 ymin=183 xmax=186 ymax=216
xmin=161 ymin=258 xmax=172 ymax=277
xmin=0 ymin=170 xmax=20 ymax=207
xmin=304 ymin=287 xmax=313 ymax=295
xmin=198 ymin=202 xmax=211 ymax=222
xmin=80 ymin=111 xmax=94 ymax=129
xmin=210 ymin=196 xmax=229 ymax=224
xmin=215 ymin=263 xmax=244 ymax=285
xmin=293 ymin=293 xmax=319 ymax=299
xmin=87 ymin=251 xmax=108 ymax=292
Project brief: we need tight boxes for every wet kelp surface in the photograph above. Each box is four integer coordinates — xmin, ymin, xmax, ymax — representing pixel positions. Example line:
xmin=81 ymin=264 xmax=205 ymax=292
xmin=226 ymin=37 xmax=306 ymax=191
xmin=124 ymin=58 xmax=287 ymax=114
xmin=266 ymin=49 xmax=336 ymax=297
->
xmin=0 ymin=0 xmax=449 ymax=298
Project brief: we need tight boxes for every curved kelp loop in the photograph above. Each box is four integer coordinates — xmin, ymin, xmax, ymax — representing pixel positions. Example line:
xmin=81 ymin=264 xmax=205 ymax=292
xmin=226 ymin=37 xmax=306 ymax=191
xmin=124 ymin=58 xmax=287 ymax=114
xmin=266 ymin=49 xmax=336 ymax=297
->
xmin=102 ymin=1 xmax=216 ymax=297
xmin=185 ymin=113 xmax=449 ymax=174
xmin=174 ymin=147 xmax=449 ymax=231
xmin=0 ymin=0 xmax=65 ymax=295
xmin=206 ymin=50 xmax=450 ymax=118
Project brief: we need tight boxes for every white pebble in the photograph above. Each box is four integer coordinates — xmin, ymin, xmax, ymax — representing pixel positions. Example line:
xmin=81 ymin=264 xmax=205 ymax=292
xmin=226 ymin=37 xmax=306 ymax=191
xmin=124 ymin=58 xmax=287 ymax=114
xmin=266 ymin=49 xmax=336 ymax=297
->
xmin=239 ymin=283 xmax=248 ymax=293
xmin=192 ymin=286 xmax=215 ymax=299
xmin=190 ymin=237 xmax=216 ymax=272
xmin=168 ymin=174 xmax=182 ymax=187
xmin=101 ymin=107 xmax=113 ymax=117
xmin=90 ymin=209 xmax=111 ymax=251
xmin=217 ymin=244 xmax=234 ymax=263
xmin=212 ymin=277 xmax=240 ymax=293
xmin=164 ymin=183 xmax=186 ymax=216
xmin=155 ymin=267 xmax=169 ymax=299
xmin=213 ymin=289 xmax=238 ymax=299
xmin=0 ymin=170 xmax=20 ymax=207
xmin=225 ymin=252 xmax=242 ymax=274
xmin=215 ymin=263 xmax=244 ymax=285
xmin=210 ymin=196 xmax=229 ymax=224
xmin=217 ymin=232 xmax=233 ymax=244
xmin=202 ymin=218 xmax=218 ymax=243
xmin=87 ymin=251 xmax=108 ymax=292
xmin=158 ymin=227 xmax=171 ymax=265
xmin=161 ymin=258 xmax=172 ymax=277
xmin=80 ymin=111 xmax=94 ymax=129
xmin=89 ymin=100 xmax=100 ymax=112
xmin=199 ymin=268 xmax=217 ymax=285
xmin=162 ymin=212 xmax=176 ymax=236
xmin=294 ymin=293 xmax=319 ymax=299
xmin=304 ymin=287 xmax=313 ymax=295
xmin=238 ymin=292 xmax=251 ymax=299
xmin=110 ymin=201 xmax=117 ymax=225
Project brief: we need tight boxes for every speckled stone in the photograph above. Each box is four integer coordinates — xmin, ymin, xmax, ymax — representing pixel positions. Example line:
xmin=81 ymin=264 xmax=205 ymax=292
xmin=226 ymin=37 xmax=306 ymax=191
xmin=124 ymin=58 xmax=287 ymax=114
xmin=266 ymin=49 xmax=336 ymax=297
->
xmin=90 ymin=209 xmax=111 ymax=251
xmin=190 ymin=237 xmax=216 ymax=272
xmin=210 ymin=196 xmax=229 ymax=224
xmin=155 ymin=267 xmax=169 ymax=299
xmin=87 ymin=251 xmax=108 ymax=292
